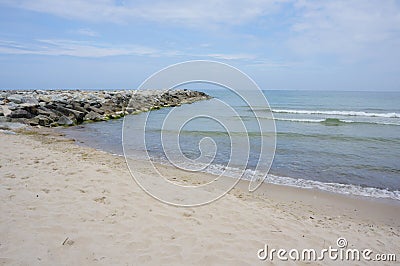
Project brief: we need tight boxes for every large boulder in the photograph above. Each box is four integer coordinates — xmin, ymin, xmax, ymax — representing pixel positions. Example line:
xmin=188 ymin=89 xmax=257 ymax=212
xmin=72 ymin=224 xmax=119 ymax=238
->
xmin=84 ymin=111 xmax=103 ymax=121
xmin=7 ymin=94 xmax=24 ymax=104
xmin=7 ymin=95 xmax=39 ymax=105
xmin=1 ymin=105 xmax=11 ymax=117
xmin=9 ymin=109 xmax=33 ymax=119
xmin=71 ymin=102 xmax=87 ymax=113
xmin=57 ymin=115 xmax=74 ymax=126
xmin=88 ymin=105 xmax=105 ymax=115
xmin=0 ymin=122 xmax=27 ymax=130
xmin=37 ymin=106 xmax=59 ymax=120
xmin=51 ymin=95 xmax=68 ymax=104
xmin=29 ymin=115 xmax=53 ymax=126
xmin=22 ymin=96 xmax=39 ymax=105
xmin=7 ymin=102 xmax=19 ymax=110
xmin=38 ymin=95 xmax=52 ymax=103
xmin=0 ymin=92 xmax=7 ymax=101
xmin=53 ymin=104 xmax=85 ymax=123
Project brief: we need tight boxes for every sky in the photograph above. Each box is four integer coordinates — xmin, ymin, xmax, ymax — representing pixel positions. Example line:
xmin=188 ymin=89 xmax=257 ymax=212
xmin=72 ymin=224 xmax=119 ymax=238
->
xmin=0 ymin=0 xmax=399 ymax=91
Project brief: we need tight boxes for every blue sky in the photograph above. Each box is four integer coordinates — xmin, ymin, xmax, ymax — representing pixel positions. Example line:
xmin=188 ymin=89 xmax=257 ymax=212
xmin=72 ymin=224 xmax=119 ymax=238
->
xmin=0 ymin=0 xmax=399 ymax=90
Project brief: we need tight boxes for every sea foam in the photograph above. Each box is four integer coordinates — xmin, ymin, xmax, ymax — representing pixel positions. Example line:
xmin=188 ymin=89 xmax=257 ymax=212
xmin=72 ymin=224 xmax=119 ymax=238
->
xmin=272 ymin=109 xmax=400 ymax=118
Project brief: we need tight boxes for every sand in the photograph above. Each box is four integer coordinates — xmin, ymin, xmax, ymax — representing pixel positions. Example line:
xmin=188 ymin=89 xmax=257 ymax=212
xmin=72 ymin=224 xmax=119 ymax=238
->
xmin=0 ymin=128 xmax=399 ymax=265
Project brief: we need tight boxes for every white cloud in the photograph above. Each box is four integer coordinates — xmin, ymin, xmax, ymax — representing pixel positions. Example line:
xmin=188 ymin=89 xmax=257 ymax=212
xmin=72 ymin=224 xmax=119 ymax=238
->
xmin=1 ymin=0 xmax=399 ymax=66
xmin=74 ymin=28 xmax=99 ymax=37
xmin=0 ymin=39 xmax=160 ymax=57
xmin=0 ymin=0 xmax=284 ymax=25
xmin=0 ymin=39 xmax=259 ymax=61
xmin=287 ymin=0 xmax=400 ymax=62
xmin=245 ymin=59 xmax=299 ymax=68
xmin=0 ymin=36 xmax=261 ymax=60
xmin=205 ymin=53 xmax=256 ymax=60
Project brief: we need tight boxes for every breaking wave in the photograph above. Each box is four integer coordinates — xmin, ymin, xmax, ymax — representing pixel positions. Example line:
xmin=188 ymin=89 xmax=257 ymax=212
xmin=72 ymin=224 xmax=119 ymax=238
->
xmin=272 ymin=109 xmax=400 ymax=118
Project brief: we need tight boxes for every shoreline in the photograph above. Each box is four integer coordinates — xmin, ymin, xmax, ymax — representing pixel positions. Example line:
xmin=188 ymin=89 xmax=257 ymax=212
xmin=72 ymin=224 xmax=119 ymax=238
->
xmin=44 ymin=125 xmax=400 ymax=214
xmin=1 ymin=127 xmax=399 ymax=264
xmin=58 ymin=123 xmax=400 ymax=204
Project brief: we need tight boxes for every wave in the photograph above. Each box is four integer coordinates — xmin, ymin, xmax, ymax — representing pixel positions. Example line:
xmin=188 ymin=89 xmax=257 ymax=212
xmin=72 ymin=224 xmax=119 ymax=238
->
xmin=202 ymin=164 xmax=400 ymax=201
xmin=272 ymin=109 xmax=400 ymax=118
xmin=265 ymin=174 xmax=400 ymax=201
xmin=274 ymin=117 xmax=400 ymax=126
xmin=140 ymin=155 xmax=400 ymax=201
xmin=275 ymin=118 xmax=346 ymax=124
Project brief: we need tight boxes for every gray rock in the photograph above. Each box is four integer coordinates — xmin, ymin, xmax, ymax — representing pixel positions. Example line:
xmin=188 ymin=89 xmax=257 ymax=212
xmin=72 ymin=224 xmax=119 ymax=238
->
xmin=35 ymin=90 xmax=47 ymax=95
xmin=71 ymin=103 xmax=87 ymax=113
xmin=0 ymin=117 xmax=11 ymax=123
xmin=0 ymin=129 xmax=16 ymax=135
xmin=0 ymin=122 xmax=27 ymax=130
xmin=38 ymin=95 xmax=52 ymax=102
xmin=0 ymin=93 xmax=7 ymax=101
xmin=29 ymin=115 xmax=53 ymax=126
xmin=125 ymin=107 xmax=138 ymax=114
xmin=84 ymin=111 xmax=103 ymax=121
xmin=22 ymin=106 xmax=39 ymax=117
xmin=7 ymin=94 xmax=24 ymax=104
xmin=22 ymin=96 xmax=39 ymax=105
xmin=20 ymin=102 xmax=39 ymax=108
xmin=51 ymin=95 xmax=68 ymax=104
xmin=53 ymin=104 xmax=85 ymax=122
xmin=37 ymin=107 xmax=58 ymax=119
xmin=88 ymin=106 xmax=105 ymax=115
xmin=7 ymin=94 xmax=39 ymax=105
xmin=57 ymin=115 xmax=74 ymax=126
xmin=9 ymin=109 xmax=32 ymax=118
xmin=7 ymin=102 xmax=19 ymax=111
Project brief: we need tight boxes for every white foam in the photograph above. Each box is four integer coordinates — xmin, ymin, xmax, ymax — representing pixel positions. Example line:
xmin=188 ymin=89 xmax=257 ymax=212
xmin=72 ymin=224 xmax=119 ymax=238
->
xmin=273 ymin=117 xmax=400 ymax=126
xmin=200 ymin=163 xmax=400 ymax=201
xmin=264 ymin=174 xmax=400 ymax=201
xmin=274 ymin=118 xmax=326 ymax=123
xmin=272 ymin=109 xmax=400 ymax=118
xmin=118 ymin=152 xmax=400 ymax=201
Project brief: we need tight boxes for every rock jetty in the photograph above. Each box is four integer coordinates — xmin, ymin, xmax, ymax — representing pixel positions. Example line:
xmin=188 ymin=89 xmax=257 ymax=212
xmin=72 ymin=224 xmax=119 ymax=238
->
xmin=0 ymin=89 xmax=211 ymax=127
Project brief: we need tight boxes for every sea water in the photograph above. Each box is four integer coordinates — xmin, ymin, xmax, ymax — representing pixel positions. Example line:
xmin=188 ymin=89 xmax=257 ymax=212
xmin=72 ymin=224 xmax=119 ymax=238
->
xmin=60 ymin=89 xmax=400 ymax=201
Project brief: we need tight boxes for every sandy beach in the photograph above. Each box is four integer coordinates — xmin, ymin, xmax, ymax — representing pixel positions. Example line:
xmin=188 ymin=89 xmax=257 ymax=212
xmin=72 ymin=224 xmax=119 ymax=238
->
xmin=2 ymin=1 xmax=400 ymax=264
xmin=0 ymin=128 xmax=398 ymax=265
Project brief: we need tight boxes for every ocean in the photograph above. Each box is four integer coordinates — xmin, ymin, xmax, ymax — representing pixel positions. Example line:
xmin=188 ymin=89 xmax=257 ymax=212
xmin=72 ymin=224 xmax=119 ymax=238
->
xmin=60 ymin=89 xmax=400 ymax=201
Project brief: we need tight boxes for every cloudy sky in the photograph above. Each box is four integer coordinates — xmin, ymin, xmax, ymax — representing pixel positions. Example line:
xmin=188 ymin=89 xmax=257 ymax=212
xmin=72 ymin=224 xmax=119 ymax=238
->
xmin=0 ymin=0 xmax=399 ymax=90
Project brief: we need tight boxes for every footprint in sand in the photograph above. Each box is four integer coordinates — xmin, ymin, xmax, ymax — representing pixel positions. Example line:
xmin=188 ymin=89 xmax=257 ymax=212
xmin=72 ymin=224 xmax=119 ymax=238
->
xmin=62 ymin=237 xmax=75 ymax=246
xmin=94 ymin=196 xmax=107 ymax=204
xmin=4 ymin=173 xmax=16 ymax=178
